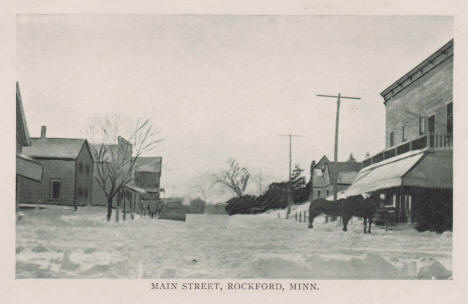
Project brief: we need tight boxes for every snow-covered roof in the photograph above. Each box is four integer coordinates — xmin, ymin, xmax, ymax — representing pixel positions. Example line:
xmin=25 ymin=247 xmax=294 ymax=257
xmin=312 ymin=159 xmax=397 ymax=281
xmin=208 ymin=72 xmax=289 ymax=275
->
xmin=134 ymin=157 xmax=162 ymax=173
xmin=23 ymin=138 xmax=88 ymax=160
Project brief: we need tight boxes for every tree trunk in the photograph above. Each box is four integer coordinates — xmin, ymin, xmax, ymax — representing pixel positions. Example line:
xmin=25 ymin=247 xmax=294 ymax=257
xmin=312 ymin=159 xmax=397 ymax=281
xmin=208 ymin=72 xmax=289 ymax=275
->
xmin=131 ymin=193 xmax=134 ymax=220
xmin=107 ymin=196 xmax=113 ymax=222
xmin=139 ymin=195 xmax=143 ymax=218
xmin=116 ymin=191 xmax=121 ymax=223
xmin=123 ymin=191 xmax=126 ymax=221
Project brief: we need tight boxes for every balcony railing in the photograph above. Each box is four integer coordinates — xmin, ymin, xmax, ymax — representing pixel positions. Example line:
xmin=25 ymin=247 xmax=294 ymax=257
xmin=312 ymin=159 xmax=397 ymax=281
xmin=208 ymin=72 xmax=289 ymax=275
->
xmin=362 ymin=133 xmax=452 ymax=169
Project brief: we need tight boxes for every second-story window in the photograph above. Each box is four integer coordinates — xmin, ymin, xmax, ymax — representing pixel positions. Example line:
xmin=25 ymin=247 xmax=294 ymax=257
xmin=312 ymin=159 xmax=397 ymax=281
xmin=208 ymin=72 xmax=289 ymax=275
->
xmin=447 ymin=102 xmax=453 ymax=135
xmin=78 ymin=162 xmax=83 ymax=173
xmin=85 ymin=164 xmax=90 ymax=176
xmin=402 ymin=126 xmax=408 ymax=142
xmin=389 ymin=132 xmax=394 ymax=147
xmin=419 ymin=117 xmax=425 ymax=135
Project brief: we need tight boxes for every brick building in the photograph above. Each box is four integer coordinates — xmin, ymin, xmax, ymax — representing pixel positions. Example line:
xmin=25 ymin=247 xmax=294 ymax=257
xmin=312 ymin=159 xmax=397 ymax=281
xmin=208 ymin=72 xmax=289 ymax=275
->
xmin=19 ymin=126 xmax=94 ymax=206
xmin=309 ymin=155 xmax=361 ymax=200
xmin=345 ymin=39 xmax=453 ymax=230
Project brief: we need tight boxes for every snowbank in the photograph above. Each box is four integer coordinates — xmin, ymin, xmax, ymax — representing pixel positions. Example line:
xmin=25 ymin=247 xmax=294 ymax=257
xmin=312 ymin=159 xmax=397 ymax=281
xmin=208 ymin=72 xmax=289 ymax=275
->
xmin=16 ymin=205 xmax=452 ymax=279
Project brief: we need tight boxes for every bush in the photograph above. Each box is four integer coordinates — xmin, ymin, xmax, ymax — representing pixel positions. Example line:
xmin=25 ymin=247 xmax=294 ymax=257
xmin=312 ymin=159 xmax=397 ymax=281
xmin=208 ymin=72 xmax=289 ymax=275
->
xmin=415 ymin=198 xmax=452 ymax=233
xmin=224 ymin=181 xmax=310 ymax=215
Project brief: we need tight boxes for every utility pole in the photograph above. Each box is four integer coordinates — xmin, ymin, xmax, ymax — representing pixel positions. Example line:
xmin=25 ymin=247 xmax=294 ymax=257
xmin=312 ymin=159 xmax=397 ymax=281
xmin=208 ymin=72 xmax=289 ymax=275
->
xmin=278 ymin=134 xmax=304 ymax=218
xmin=316 ymin=93 xmax=360 ymax=204
xmin=278 ymin=134 xmax=304 ymax=180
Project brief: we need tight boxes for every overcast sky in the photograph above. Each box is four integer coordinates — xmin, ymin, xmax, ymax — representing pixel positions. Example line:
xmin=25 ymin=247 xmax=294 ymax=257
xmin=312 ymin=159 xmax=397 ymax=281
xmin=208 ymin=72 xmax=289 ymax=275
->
xmin=17 ymin=15 xmax=452 ymax=199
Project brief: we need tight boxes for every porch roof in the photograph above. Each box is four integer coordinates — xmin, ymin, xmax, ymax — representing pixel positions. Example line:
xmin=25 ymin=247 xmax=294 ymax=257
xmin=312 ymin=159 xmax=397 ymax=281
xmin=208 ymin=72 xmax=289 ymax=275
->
xmin=16 ymin=154 xmax=42 ymax=182
xmin=124 ymin=182 xmax=147 ymax=194
xmin=344 ymin=150 xmax=452 ymax=196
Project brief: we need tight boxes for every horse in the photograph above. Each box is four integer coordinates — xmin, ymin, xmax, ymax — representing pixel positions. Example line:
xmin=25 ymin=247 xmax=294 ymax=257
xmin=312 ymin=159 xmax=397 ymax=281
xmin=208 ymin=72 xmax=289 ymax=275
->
xmin=308 ymin=193 xmax=380 ymax=233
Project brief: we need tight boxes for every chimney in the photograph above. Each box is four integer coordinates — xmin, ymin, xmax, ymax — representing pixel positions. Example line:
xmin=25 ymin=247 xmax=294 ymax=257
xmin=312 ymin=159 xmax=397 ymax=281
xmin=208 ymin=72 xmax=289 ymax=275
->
xmin=40 ymin=126 xmax=47 ymax=139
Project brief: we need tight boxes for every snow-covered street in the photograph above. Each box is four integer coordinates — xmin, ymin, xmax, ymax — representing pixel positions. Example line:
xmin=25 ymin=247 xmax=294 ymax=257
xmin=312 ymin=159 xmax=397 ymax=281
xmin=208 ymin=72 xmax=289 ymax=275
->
xmin=16 ymin=205 xmax=452 ymax=279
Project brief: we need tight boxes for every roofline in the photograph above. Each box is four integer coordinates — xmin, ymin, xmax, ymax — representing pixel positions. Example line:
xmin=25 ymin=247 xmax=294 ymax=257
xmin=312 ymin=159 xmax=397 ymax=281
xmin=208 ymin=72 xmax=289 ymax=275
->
xmin=380 ymin=39 xmax=453 ymax=104
xmin=30 ymin=157 xmax=76 ymax=161
xmin=313 ymin=155 xmax=329 ymax=169
xmin=16 ymin=82 xmax=32 ymax=146
xmin=30 ymin=137 xmax=86 ymax=141
xmin=118 ymin=136 xmax=132 ymax=146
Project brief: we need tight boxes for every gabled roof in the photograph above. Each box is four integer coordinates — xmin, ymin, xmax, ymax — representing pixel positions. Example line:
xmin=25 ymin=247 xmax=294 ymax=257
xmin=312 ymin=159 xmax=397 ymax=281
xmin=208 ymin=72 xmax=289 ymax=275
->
xmin=134 ymin=157 xmax=162 ymax=173
xmin=313 ymin=155 xmax=330 ymax=169
xmin=23 ymin=138 xmax=88 ymax=160
xmin=327 ymin=161 xmax=361 ymax=185
xmin=16 ymin=82 xmax=31 ymax=147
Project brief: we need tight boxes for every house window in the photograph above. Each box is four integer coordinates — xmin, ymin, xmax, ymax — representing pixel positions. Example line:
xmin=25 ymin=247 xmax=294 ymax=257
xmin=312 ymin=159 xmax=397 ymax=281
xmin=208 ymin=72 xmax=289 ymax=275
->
xmin=50 ymin=180 xmax=62 ymax=200
xmin=326 ymin=190 xmax=329 ymax=196
xmin=447 ymin=102 xmax=453 ymax=135
xmin=85 ymin=164 xmax=90 ymax=176
xmin=78 ymin=162 xmax=83 ymax=173
xmin=317 ymin=191 xmax=321 ymax=198
xmin=418 ymin=116 xmax=425 ymax=135
xmin=78 ymin=188 xmax=83 ymax=198
xmin=401 ymin=125 xmax=408 ymax=142
xmin=389 ymin=132 xmax=394 ymax=147
xmin=84 ymin=188 xmax=88 ymax=198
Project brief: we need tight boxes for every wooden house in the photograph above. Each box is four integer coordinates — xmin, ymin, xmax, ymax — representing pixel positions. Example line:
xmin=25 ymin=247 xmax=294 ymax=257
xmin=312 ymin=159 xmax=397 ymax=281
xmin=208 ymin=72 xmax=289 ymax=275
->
xmin=19 ymin=126 xmax=94 ymax=206
xmin=309 ymin=155 xmax=361 ymax=200
xmin=16 ymin=82 xmax=42 ymax=213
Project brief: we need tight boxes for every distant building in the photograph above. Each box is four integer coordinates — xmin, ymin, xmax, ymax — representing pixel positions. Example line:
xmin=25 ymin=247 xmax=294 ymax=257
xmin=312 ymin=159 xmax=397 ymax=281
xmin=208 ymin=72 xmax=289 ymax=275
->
xmin=346 ymin=39 xmax=453 ymax=229
xmin=19 ymin=126 xmax=94 ymax=206
xmin=16 ymin=83 xmax=42 ymax=212
xmin=309 ymin=155 xmax=360 ymax=200
xmin=90 ymin=138 xmax=162 ymax=216
xmin=134 ymin=156 xmax=162 ymax=199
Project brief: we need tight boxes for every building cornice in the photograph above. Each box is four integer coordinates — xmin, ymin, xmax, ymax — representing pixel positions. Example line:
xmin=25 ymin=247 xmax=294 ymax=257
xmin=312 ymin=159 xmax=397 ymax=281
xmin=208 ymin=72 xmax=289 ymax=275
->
xmin=381 ymin=39 xmax=453 ymax=104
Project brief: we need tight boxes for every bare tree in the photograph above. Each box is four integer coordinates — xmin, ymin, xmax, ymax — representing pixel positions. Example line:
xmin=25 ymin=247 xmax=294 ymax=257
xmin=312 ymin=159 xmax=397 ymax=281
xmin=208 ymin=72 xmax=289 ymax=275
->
xmin=84 ymin=117 xmax=164 ymax=222
xmin=191 ymin=173 xmax=218 ymax=203
xmin=215 ymin=158 xmax=250 ymax=198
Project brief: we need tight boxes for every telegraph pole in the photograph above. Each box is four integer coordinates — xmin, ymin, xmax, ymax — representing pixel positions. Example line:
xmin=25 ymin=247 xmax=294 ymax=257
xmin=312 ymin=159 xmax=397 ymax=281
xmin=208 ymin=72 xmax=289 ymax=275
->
xmin=278 ymin=134 xmax=304 ymax=218
xmin=316 ymin=93 xmax=360 ymax=204
xmin=278 ymin=134 xmax=304 ymax=180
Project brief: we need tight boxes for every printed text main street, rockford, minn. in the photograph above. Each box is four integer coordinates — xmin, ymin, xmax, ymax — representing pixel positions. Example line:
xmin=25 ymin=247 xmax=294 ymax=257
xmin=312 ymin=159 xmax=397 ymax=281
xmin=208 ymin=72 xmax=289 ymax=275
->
xmin=150 ymin=282 xmax=319 ymax=291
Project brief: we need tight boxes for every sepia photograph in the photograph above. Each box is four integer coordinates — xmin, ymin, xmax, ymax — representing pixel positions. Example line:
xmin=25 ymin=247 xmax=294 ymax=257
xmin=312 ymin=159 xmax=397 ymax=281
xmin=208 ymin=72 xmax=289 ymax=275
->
xmin=15 ymin=14 xmax=453 ymax=281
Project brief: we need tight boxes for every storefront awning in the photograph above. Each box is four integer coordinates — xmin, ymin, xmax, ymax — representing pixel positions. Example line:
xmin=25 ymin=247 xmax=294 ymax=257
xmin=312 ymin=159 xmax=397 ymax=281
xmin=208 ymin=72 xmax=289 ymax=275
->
xmin=16 ymin=154 xmax=42 ymax=182
xmin=345 ymin=149 xmax=452 ymax=196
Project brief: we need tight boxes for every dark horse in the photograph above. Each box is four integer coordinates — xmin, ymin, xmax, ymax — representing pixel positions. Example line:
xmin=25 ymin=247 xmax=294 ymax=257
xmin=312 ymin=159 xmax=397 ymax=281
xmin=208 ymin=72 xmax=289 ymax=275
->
xmin=308 ymin=193 xmax=380 ymax=233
